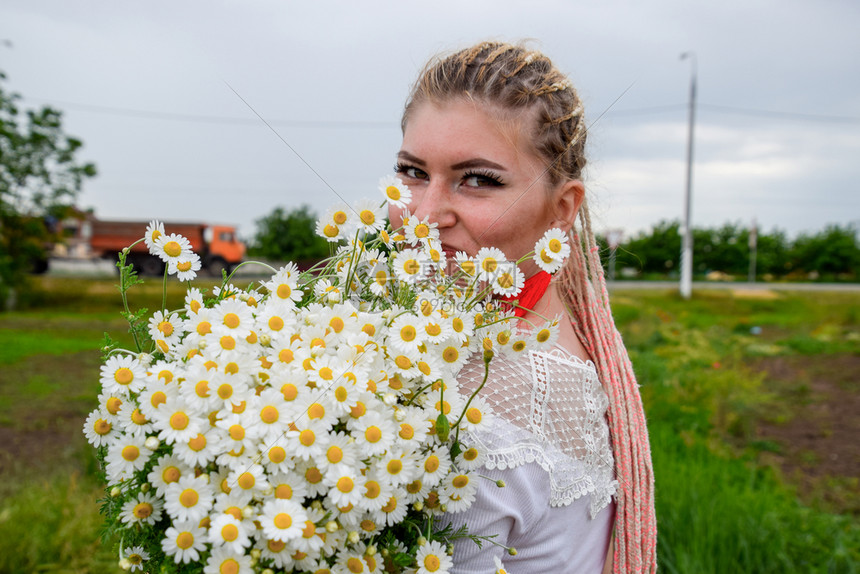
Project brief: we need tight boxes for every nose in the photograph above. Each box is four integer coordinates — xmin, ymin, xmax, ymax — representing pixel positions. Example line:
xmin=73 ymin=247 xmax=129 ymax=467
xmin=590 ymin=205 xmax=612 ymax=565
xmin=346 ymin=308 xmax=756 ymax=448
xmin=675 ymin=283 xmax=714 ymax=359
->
xmin=411 ymin=179 xmax=455 ymax=228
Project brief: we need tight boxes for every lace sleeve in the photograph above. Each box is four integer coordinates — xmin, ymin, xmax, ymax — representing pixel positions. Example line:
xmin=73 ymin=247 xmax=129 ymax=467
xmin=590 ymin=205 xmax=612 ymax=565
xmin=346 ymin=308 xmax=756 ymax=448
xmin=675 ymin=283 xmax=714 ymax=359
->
xmin=456 ymin=348 xmax=617 ymax=517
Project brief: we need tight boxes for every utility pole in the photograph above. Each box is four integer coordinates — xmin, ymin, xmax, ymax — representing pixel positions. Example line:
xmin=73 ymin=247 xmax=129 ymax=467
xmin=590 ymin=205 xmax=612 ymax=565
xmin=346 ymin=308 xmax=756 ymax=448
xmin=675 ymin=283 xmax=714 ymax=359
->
xmin=680 ymin=51 xmax=697 ymax=299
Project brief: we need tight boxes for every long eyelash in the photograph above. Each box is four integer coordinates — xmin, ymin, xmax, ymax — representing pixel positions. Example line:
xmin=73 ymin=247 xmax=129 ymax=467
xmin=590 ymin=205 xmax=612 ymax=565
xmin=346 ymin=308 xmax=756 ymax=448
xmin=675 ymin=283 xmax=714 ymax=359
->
xmin=464 ymin=169 xmax=505 ymax=186
xmin=393 ymin=162 xmax=411 ymax=174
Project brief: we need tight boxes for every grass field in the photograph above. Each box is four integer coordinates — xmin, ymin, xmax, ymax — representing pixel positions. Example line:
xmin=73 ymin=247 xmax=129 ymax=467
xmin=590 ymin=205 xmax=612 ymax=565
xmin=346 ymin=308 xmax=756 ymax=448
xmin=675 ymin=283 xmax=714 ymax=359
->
xmin=0 ymin=278 xmax=857 ymax=573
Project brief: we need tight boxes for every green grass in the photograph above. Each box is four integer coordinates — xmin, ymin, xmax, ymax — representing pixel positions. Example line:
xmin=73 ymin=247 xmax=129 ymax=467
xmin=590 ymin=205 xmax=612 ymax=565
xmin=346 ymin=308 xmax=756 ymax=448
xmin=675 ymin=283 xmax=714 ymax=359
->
xmin=0 ymin=279 xmax=858 ymax=573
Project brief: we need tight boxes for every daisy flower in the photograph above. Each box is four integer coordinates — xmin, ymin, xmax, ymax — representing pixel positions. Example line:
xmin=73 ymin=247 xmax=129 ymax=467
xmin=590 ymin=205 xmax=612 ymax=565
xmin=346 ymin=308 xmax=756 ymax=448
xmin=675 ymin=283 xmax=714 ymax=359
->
xmin=494 ymin=555 xmax=510 ymax=574
xmin=227 ymin=463 xmax=269 ymax=500
xmin=247 ymin=388 xmax=290 ymax=443
xmin=169 ymin=251 xmax=202 ymax=282
xmin=415 ymin=540 xmax=453 ymax=574
xmin=210 ymin=298 xmax=255 ymax=339
xmin=164 ymin=474 xmax=214 ymax=523
xmin=531 ymin=317 xmax=561 ymax=350
xmin=378 ymin=487 xmax=409 ymax=526
xmin=394 ymin=406 xmax=431 ymax=448
xmin=284 ymin=419 xmax=331 ymax=462
xmin=392 ymin=248 xmax=430 ymax=284
xmin=350 ymin=410 xmax=396 ymax=458
xmin=153 ymin=233 xmax=193 ymax=264
xmin=120 ymin=490 xmax=164 ymax=526
xmin=534 ymin=242 xmax=565 ymax=274
xmin=208 ymin=513 xmax=251 ymax=554
xmin=368 ymin=262 xmax=392 ymax=297
xmin=357 ymin=472 xmax=394 ymax=513
xmin=455 ymin=443 xmax=488 ymax=472
xmin=440 ymin=471 xmax=478 ymax=513
xmin=106 ymin=434 xmax=151 ymax=481
xmin=259 ymin=498 xmax=308 ymax=542
xmin=148 ymin=454 xmax=191 ymax=496
xmin=377 ymin=446 xmax=420 ymax=487
xmin=403 ymin=214 xmax=439 ymax=246
xmin=143 ymin=220 xmax=164 ymax=252
xmin=123 ymin=546 xmax=150 ymax=572
xmin=162 ymin=520 xmax=207 ymax=564
xmin=353 ymin=198 xmax=387 ymax=234
xmin=435 ymin=339 xmax=470 ymax=375
xmin=203 ymin=546 xmax=253 ymax=574
xmin=268 ymin=470 xmax=310 ymax=502
xmin=325 ymin=467 xmax=364 ymax=509
xmin=418 ymin=447 xmax=452 ymax=487
xmin=83 ymin=409 xmax=117 ymax=447
xmin=475 ymin=246 xmax=507 ymax=282
xmin=454 ymin=251 xmax=478 ymax=279
xmin=148 ymin=310 xmax=183 ymax=345
xmin=100 ymin=355 xmax=146 ymax=397
xmin=538 ymin=227 xmax=571 ymax=262
xmin=455 ymin=395 xmax=494 ymax=433
xmin=490 ymin=261 xmax=525 ymax=297
xmin=379 ymin=174 xmax=412 ymax=208
xmin=151 ymin=397 xmax=203 ymax=445
xmin=388 ymin=313 xmax=425 ymax=354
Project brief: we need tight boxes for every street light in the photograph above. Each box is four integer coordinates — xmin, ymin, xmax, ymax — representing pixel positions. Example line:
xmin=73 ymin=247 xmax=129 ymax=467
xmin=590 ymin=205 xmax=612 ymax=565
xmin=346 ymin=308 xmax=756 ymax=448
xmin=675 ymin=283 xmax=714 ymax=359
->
xmin=680 ymin=51 xmax=697 ymax=299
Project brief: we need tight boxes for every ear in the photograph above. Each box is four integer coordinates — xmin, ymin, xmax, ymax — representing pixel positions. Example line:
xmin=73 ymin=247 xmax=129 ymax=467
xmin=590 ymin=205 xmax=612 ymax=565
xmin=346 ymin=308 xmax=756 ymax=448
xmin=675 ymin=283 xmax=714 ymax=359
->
xmin=549 ymin=179 xmax=585 ymax=232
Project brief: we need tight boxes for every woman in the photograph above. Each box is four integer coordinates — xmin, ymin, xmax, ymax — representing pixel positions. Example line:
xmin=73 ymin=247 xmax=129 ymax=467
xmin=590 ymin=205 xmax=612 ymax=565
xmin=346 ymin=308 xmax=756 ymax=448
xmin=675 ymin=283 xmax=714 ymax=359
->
xmin=389 ymin=42 xmax=657 ymax=573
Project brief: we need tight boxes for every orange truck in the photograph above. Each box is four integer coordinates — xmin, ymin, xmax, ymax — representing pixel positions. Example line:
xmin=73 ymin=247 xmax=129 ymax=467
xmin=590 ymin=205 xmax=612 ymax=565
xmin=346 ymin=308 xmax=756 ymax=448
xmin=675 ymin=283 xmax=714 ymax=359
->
xmin=55 ymin=216 xmax=245 ymax=276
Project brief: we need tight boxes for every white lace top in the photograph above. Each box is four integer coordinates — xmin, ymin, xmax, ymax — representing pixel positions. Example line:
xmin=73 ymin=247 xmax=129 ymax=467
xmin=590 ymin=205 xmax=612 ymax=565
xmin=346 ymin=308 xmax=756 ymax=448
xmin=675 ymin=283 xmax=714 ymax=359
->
xmin=442 ymin=348 xmax=618 ymax=573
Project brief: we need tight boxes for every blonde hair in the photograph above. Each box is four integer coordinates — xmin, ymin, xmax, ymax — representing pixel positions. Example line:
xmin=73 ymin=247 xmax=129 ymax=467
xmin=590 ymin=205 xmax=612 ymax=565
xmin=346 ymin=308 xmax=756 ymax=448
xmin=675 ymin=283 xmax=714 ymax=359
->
xmin=403 ymin=41 xmax=657 ymax=573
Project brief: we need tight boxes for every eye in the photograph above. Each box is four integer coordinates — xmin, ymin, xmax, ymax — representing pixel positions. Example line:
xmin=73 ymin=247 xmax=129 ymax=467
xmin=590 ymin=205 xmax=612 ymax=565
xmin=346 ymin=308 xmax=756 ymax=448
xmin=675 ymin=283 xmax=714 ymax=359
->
xmin=394 ymin=162 xmax=428 ymax=181
xmin=462 ymin=170 xmax=504 ymax=188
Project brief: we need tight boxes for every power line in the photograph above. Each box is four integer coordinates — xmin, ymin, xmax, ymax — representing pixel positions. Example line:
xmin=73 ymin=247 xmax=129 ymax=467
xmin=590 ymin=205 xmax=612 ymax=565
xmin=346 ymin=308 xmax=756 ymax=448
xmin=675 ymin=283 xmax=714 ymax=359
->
xmin=22 ymin=96 xmax=860 ymax=126
xmin=22 ymin=97 xmax=399 ymax=129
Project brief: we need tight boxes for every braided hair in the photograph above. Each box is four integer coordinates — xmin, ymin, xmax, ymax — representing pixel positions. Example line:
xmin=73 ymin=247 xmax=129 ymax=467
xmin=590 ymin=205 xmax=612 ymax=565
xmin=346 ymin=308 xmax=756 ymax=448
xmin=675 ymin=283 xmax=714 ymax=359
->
xmin=402 ymin=42 xmax=657 ymax=573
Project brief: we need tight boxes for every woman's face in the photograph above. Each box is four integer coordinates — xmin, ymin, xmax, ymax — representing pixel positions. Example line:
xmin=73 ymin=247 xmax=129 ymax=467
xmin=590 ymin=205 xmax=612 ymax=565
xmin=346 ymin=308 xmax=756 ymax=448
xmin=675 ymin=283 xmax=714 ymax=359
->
xmin=392 ymin=99 xmax=580 ymax=278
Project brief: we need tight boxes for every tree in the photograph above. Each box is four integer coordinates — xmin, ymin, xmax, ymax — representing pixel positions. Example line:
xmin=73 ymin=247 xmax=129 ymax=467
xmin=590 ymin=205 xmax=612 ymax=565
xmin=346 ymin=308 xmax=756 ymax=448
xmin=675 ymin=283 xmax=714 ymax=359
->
xmin=248 ymin=205 xmax=330 ymax=265
xmin=0 ymin=70 xmax=96 ymax=307
xmin=789 ymin=224 xmax=860 ymax=278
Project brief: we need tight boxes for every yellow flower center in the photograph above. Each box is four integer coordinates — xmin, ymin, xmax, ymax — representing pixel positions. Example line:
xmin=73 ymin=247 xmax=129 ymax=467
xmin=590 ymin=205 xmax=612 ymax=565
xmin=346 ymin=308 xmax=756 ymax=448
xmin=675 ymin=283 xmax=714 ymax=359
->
xmin=498 ymin=273 xmax=514 ymax=289
xmin=360 ymin=210 xmax=375 ymax=225
xmin=229 ymin=424 xmax=245 ymax=441
xmin=276 ymin=284 xmax=291 ymax=299
xmin=133 ymin=502 xmax=153 ymax=519
xmin=158 ymin=320 xmax=174 ymax=336
xmin=217 ymin=384 xmax=234 ymax=400
xmin=536 ymin=329 xmax=551 ymax=343
xmin=425 ymin=455 xmax=440 ymax=473
xmin=452 ymin=475 xmax=469 ymax=488
xmin=177 ymin=260 xmax=192 ymax=272
xmin=179 ymin=488 xmax=198 ymax=508
xmin=275 ymin=484 xmax=293 ymax=499
xmin=121 ymin=445 xmax=139 ymax=461
xmin=220 ymin=336 xmax=236 ymax=350
xmin=220 ymin=558 xmax=239 ymax=574
xmin=464 ymin=447 xmax=479 ymax=461
xmin=466 ymin=407 xmax=482 ymax=424
xmin=221 ymin=524 xmax=239 ymax=541
xmin=176 ymin=531 xmax=194 ymax=549
xmin=274 ymin=513 xmax=292 ymax=529
xmin=268 ymin=446 xmax=286 ymax=464
xmin=333 ymin=211 xmax=348 ymax=225
xmin=324 ymin=224 xmax=339 ymax=238
xmin=394 ymin=355 xmax=412 ymax=369
xmin=364 ymin=481 xmax=381 ymax=499
xmin=170 ymin=412 xmax=189 ymax=430
xmin=381 ymin=496 xmax=397 ymax=513
xmin=387 ymin=460 xmax=403 ymax=474
xmin=196 ymin=321 xmax=212 ymax=335
xmin=305 ymin=467 xmax=323 ymax=484
xmin=347 ymin=557 xmax=364 ymax=573
xmin=162 ymin=466 xmax=181 ymax=483
xmin=386 ymin=185 xmax=400 ymax=200
xmin=414 ymin=223 xmax=430 ymax=238
xmin=223 ymin=313 xmax=240 ymax=329
xmin=106 ymin=396 xmax=122 ymax=415
xmin=337 ymin=477 xmax=354 ymax=493
xmin=308 ymin=403 xmax=326 ymax=419
xmin=481 ymin=258 xmax=498 ymax=273
xmin=400 ymin=325 xmax=416 ymax=342
xmin=195 ymin=380 xmax=209 ymax=398
xmin=114 ymin=368 xmax=134 ymax=385
xmin=365 ymin=426 xmax=382 ymax=443
xmin=460 ymin=260 xmax=476 ymax=275
xmin=334 ymin=386 xmax=348 ymax=402
xmin=237 ymin=472 xmax=255 ymax=490
xmin=406 ymin=480 xmax=423 ymax=494
xmin=281 ymin=383 xmax=298 ymax=401
xmin=424 ymin=555 xmax=441 ymax=572
xmin=163 ymin=241 xmax=182 ymax=258
xmin=512 ymin=340 xmax=527 ymax=352
xmin=93 ymin=419 xmax=112 ymax=435
xmin=260 ymin=405 xmax=279 ymax=424
xmin=299 ymin=429 xmax=316 ymax=446
xmin=549 ymin=238 xmax=563 ymax=253
xmin=188 ymin=434 xmax=206 ymax=452
xmin=403 ymin=259 xmax=420 ymax=275
xmin=399 ymin=423 xmax=414 ymax=440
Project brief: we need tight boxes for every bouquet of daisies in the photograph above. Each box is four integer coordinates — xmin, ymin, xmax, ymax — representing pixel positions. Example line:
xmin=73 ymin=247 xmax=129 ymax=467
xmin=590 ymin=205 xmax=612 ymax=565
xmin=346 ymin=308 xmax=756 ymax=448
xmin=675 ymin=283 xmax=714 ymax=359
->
xmin=84 ymin=176 xmax=570 ymax=574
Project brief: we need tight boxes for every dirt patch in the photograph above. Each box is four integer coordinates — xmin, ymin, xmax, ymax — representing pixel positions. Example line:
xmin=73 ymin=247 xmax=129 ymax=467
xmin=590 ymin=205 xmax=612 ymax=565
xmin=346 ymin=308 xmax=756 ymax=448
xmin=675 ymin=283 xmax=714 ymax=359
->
xmin=751 ymin=353 xmax=860 ymax=511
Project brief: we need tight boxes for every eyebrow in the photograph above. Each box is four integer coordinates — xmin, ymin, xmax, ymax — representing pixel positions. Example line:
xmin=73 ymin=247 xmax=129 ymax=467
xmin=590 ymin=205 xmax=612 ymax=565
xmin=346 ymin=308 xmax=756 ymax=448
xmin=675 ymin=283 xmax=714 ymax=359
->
xmin=397 ymin=150 xmax=507 ymax=172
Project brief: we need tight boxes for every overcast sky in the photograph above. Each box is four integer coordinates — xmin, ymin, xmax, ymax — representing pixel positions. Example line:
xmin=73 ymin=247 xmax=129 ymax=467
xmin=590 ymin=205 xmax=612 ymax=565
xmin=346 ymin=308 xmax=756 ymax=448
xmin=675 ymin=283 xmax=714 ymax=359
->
xmin=2 ymin=0 xmax=858 ymax=243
